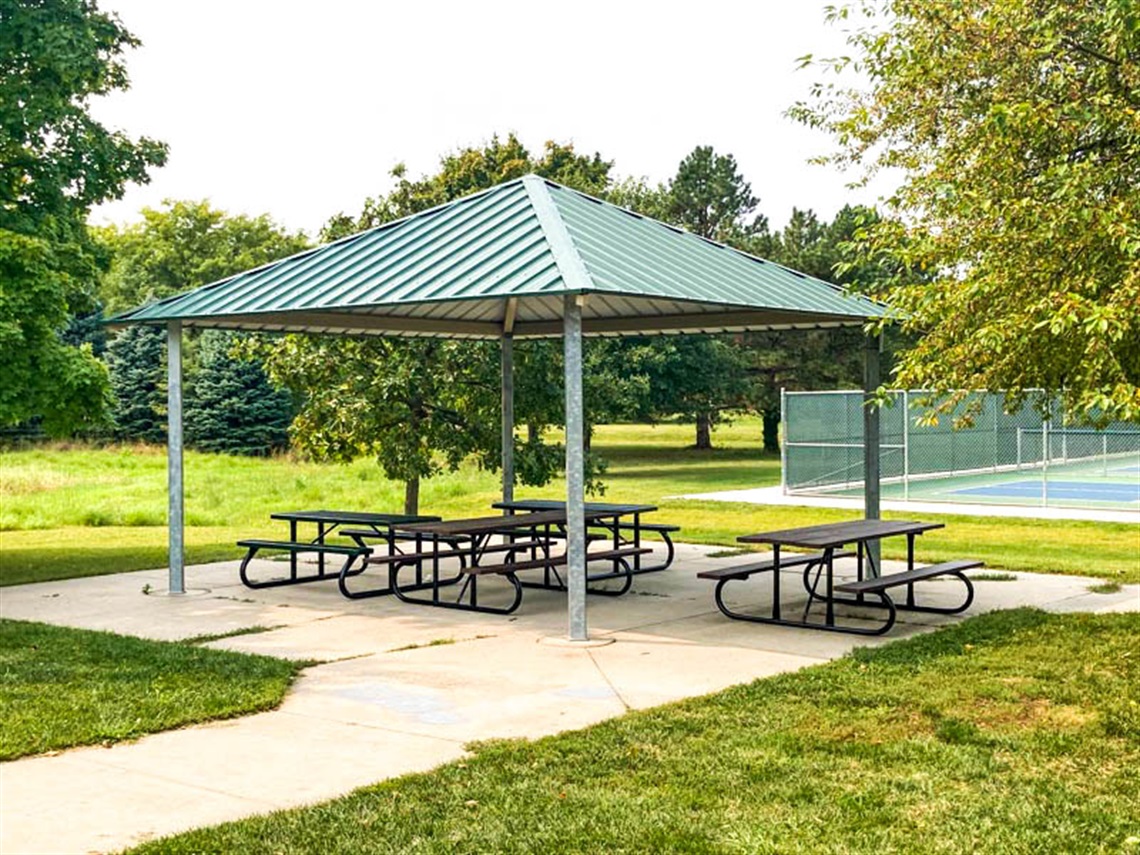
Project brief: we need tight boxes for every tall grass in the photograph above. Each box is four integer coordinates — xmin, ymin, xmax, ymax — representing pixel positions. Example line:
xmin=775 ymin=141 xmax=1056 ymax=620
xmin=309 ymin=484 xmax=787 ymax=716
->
xmin=2 ymin=419 xmax=1137 ymax=585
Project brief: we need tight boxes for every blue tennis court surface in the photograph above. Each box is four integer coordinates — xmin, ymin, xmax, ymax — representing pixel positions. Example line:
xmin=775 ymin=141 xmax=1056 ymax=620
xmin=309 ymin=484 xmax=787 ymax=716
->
xmin=953 ymin=480 xmax=1140 ymax=503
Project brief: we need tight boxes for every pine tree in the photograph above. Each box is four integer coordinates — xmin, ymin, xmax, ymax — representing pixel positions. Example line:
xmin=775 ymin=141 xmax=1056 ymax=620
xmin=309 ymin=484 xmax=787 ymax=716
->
xmin=106 ymin=325 xmax=166 ymax=443
xmin=185 ymin=331 xmax=291 ymax=455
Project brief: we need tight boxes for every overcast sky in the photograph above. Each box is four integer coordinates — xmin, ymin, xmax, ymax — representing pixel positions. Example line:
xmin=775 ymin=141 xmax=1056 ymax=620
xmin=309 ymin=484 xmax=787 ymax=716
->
xmin=90 ymin=0 xmax=890 ymax=238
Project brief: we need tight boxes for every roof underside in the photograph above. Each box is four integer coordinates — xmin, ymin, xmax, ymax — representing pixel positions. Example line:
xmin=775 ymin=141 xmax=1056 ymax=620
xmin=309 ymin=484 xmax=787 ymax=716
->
xmin=112 ymin=176 xmax=886 ymax=338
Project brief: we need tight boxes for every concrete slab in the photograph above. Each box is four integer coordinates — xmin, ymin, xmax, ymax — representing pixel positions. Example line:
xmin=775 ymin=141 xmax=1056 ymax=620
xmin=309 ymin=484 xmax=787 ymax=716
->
xmin=1 ymin=542 xmax=1137 ymax=854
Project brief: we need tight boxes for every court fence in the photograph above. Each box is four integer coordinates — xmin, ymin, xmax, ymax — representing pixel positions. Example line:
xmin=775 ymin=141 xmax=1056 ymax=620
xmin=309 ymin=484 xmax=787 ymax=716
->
xmin=781 ymin=390 xmax=1140 ymax=511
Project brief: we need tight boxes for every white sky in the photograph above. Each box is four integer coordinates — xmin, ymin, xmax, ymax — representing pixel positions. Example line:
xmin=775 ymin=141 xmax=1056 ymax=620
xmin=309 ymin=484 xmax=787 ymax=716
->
xmin=90 ymin=0 xmax=890 ymax=239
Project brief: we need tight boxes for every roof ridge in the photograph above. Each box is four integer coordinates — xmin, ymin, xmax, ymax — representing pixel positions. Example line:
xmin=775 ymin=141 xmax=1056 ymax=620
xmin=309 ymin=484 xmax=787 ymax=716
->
xmin=520 ymin=175 xmax=595 ymax=293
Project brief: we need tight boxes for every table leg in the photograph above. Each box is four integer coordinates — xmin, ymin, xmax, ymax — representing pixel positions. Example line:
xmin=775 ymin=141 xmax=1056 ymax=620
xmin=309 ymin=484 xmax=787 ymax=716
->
xmin=289 ymin=519 xmax=298 ymax=581
xmin=906 ymin=533 xmax=916 ymax=608
xmin=824 ymin=546 xmax=835 ymax=626
xmin=772 ymin=544 xmax=782 ymax=621
xmin=632 ymin=512 xmax=642 ymax=573
xmin=612 ymin=512 xmax=621 ymax=577
xmin=317 ymin=522 xmax=327 ymax=578
xmin=431 ymin=535 xmax=440 ymax=605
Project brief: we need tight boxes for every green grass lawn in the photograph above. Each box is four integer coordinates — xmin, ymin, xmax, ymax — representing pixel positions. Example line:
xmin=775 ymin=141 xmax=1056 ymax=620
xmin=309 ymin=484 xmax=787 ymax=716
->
xmin=126 ymin=609 xmax=1140 ymax=855
xmin=2 ymin=420 xmax=1137 ymax=586
xmin=0 ymin=620 xmax=307 ymax=760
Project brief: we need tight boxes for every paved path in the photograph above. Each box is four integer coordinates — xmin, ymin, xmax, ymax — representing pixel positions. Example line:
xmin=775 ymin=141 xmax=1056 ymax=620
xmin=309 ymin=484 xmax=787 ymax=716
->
xmin=2 ymin=543 xmax=1137 ymax=854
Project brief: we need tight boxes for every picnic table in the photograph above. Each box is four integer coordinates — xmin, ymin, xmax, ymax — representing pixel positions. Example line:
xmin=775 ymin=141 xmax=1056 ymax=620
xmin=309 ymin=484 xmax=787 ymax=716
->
xmin=379 ymin=509 xmax=651 ymax=614
xmin=491 ymin=499 xmax=679 ymax=573
xmin=237 ymin=509 xmax=438 ymax=589
xmin=698 ymin=519 xmax=981 ymax=635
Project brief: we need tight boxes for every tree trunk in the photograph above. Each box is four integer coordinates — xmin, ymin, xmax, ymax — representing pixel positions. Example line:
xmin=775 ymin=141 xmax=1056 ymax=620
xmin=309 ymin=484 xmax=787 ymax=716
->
xmin=695 ymin=411 xmax=712 ymax=449
xmin=762 ymin=406 xmax=780 ymax=454
xmin=403 ymin=476 xmax=420 ymax=516
xmin=527 ymin=423 xmax=539 ymax=443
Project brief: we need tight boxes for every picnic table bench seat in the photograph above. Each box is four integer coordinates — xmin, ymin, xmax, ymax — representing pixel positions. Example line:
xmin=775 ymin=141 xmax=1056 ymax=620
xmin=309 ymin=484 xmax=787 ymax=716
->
xmin=697 ymin=550 xmax=854 ymax=582
xmin=237 ymin=539 xmax=371 ymax=589
xmin=338 ymin=538 xmax=552 ymax=600
xmin=391 ymin=546 xmax=652 ymax=614
xmin=834 ymin=559 xmax=981 ymax=614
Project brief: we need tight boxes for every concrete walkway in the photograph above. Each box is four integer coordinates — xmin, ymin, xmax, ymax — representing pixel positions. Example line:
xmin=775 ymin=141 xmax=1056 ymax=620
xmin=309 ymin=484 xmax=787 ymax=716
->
xmin=2 ymin=543 xmax=1137 ymax=854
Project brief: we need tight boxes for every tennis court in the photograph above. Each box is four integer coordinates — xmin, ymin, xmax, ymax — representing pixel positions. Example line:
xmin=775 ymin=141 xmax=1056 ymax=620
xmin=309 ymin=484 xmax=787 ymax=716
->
xmin=782 ymin=390 xmax=1140 ymax=512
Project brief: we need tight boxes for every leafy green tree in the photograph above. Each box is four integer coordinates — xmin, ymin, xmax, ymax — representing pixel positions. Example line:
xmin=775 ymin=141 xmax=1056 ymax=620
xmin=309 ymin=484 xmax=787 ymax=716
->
xmin=272 ymin=136 xmax=619 ymax=513
xmin=100 ymin=199 xmax=308 ymax=450
xmin=669 ymin=146 xmax=769 ymax=246
xmin=256 ymin=337 xmax=500 ymax=514
xmin=99 ymin=200 xmax=309 ymax=312
xmin=746 ymin=205 xmax=887 ymax=451
xmin=620 ymin=147 xmax=771 ymax=448
xmin=323 ymin=134 xmax=612 ymax=240
xmin=793 ymin=0 xmax=1140 ymax=422
xmin=0 ymin=0 xmax=166 ymax=433
xmin=184 ymin=331 xmax=293 ymax=456
xmin=105 ymin=323 xmax=165 ymax=443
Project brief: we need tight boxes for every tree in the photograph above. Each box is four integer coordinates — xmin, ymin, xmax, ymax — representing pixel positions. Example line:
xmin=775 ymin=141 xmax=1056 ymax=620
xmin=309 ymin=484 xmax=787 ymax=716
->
xmin=99 ymin=199 xmax=308 ymax=451
xmin=105 ymin=323 xmax=165 ymax=443
xmin=792 ymin=0 xmax=1140 ymax=422
xmin=0 ymin=0 xmax=166 ymax=433
xmin=746 ymin=205 xmax=886 ymax=451
xmin=185 ymin=331 xmax=292 ymax=456
xmin=272 ymin=135 xmax=620 ymax=513
xmin=99 ymin=199 xmax=309 ymax=312
xmin=624 ymin=147 xmax=771 ymax=448
xmin=669 ymin=146 xmax=768 ymax=246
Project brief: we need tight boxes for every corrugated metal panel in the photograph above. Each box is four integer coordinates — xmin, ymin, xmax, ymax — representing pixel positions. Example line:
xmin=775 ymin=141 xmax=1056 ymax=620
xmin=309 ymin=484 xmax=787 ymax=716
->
xmin=548 ymin=182 xmax=883 ymax=318
xmin=112 ymin=174 xmax=886 ymax=336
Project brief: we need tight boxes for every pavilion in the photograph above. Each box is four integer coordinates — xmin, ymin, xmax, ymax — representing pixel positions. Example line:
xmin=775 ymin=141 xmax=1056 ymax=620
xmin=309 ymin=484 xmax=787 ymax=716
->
xmin=112 ymin=175 xmax=889 ymax=641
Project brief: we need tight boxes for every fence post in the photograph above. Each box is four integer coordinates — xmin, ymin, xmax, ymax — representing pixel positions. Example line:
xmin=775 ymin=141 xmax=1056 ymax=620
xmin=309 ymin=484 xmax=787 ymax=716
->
xmin=780 ymin=387 xmax=788 ymax=495
xmin=902 ymin=389 xmax=910 ymax=501
xmin=1041 ymin=420 xmax=1049 ymax=507
xmin=992 ymin=397 xmax=999 ymax=472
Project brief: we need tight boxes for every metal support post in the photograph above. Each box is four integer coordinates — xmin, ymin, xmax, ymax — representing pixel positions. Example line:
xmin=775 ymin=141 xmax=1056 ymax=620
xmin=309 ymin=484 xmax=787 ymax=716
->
xmin=563 ymin=295 xmax=587 ymax=641
xmin=501 ymin=333 xmax=514 ymax=507
xmin=863 ymin=333 xmax=882 ymax=575
xmin=167 ymin=321 xmax=185 ymax=594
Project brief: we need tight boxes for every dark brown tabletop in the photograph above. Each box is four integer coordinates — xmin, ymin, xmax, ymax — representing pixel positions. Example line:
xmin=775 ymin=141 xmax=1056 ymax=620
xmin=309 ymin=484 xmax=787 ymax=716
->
xmin=738 ymin=519 xmax=944 ymax=549
xmin=492 ymin=499 xmax=658 ymax=515
xmin=395 ymin=509 xmax=610 ymax=537
xmin=271 ymin=510 xmax=438 ymax=526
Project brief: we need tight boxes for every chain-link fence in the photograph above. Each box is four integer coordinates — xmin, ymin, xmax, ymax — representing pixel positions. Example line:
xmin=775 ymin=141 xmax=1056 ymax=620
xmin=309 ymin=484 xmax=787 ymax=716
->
xmin=782 ymin=390 xmax=1140 ymax=511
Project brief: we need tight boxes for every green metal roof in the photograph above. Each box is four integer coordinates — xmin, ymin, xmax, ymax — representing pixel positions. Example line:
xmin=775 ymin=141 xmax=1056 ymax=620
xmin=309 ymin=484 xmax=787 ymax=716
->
xmin=112 ymin=175 xmax=886 ymax=338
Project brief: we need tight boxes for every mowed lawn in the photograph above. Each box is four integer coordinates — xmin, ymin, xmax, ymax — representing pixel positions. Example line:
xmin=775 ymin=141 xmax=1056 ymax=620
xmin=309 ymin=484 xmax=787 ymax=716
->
xmin=0 ymin=620 xmax=307 ymax=760
xmin=127 ymin=609 xmax=1140 ymax=855
xmin=2 ymin=419 xmax=1138 ymax=586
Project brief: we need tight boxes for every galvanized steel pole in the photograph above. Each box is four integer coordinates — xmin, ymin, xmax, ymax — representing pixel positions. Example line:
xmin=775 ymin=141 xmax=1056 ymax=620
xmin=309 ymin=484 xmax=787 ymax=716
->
xmin=563 ymin=294 xmax=587 ymax=641
xmin=501 ymin=333 xmax=514 ymax=506
xmin=863 ymin=332 xmax=881 ymax=575
xmin=167 ymin=321 xmax=185 ymax=594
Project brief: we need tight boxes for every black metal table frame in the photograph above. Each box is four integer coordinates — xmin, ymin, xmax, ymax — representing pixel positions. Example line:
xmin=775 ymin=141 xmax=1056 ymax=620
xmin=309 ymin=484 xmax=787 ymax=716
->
xmin=389 ymin=510 xmax=635 ymax=614
xmin=719 ymin=521 xmax=945 ymax=636
xmin=268 ymin=510 xmax=438 ymax=584
xmin=492 ymin=500 xmax=664 ymax=575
